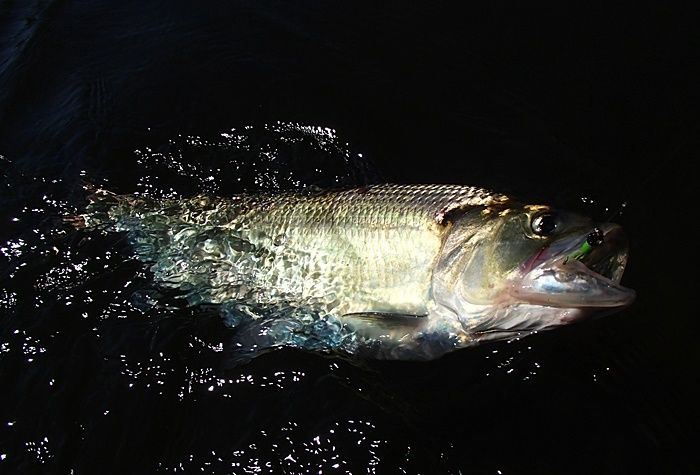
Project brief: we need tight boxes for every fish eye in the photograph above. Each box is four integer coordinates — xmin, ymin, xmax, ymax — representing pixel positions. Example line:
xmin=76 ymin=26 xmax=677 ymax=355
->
xmin=531 ymin=213 xmax=558 ymax=236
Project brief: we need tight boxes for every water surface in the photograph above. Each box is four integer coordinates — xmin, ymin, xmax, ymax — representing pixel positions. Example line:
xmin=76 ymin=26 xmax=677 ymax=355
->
xmin=0 ymin=2 xmax=697 ymax=473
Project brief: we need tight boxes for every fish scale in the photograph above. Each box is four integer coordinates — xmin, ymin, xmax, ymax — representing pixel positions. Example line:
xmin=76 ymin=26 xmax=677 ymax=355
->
xmin=235 ymin=185 xmax=510 ymax=315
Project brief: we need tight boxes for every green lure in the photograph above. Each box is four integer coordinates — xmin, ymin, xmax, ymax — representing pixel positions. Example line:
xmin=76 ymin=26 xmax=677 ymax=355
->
xmin=568 ymin=240 xmax=594 ymax=261
xmin=566 ymin=227 xmax=604 ymax=262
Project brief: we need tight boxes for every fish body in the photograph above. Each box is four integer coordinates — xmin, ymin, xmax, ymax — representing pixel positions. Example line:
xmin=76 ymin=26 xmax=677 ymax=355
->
xmin=83 ymin=184 xmax=634 ymax=359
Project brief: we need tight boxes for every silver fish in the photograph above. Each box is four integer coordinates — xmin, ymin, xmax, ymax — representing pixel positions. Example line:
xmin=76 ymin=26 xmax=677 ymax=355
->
xmin=81 ymin=184 xmax=634 ymax=359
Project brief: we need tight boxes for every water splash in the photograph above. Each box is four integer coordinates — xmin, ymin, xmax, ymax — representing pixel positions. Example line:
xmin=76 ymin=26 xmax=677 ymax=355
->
xmin=131 ymin=122 xmax=379 ymax=199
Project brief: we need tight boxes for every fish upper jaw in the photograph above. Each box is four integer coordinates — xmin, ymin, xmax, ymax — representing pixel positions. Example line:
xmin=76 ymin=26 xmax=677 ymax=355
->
xmin=509 ymin=223 xmax=635 ymax=309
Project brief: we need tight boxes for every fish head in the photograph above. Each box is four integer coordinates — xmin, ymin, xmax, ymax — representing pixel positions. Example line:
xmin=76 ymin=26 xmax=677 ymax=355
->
xmin=433 ymin=204 xmax=635 ymax=339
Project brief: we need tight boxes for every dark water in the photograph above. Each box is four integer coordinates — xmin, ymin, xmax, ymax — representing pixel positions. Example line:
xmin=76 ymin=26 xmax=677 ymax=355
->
xmin=1 ymin=2 xmax=697 ymax=473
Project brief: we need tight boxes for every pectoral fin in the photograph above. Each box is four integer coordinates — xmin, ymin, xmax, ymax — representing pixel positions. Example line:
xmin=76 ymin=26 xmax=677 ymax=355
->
xmin=341 ymin=311 xmax=427 ymax=331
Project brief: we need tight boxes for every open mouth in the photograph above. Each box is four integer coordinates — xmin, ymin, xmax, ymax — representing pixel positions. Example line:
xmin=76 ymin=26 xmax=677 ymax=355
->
xmin=576 ymin=225 xmax=629 ymax=284
xmin=512 ymin=224 xmax=635 ymax=308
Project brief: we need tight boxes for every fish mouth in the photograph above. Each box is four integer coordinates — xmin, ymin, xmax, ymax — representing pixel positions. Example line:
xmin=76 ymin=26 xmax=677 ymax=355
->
xmin=576 ymin=225 xmax=628 ymax=284
xmin=511 ymin=223 xmax=635 ymax=308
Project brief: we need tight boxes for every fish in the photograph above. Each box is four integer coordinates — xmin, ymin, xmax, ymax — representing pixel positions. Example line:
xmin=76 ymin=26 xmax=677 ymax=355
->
xmin=78 ymin=184 xmax=634 ymax=359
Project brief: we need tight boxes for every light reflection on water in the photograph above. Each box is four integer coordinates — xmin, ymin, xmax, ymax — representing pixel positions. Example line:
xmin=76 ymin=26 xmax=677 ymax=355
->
xmin=156 ymin=419 xmax=390 ymax=474
xmin=132 ymin=122 xmax=376 ymax=199
xmin=2 ymin=124 xmax=443 ymax=472
xmin=0 ymin=124 xmax=663 ymax=474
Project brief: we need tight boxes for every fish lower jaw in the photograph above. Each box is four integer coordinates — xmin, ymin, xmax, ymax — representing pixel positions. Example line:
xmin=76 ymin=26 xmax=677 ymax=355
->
xmin=438 ymin=301 xmax=589 ymax=343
